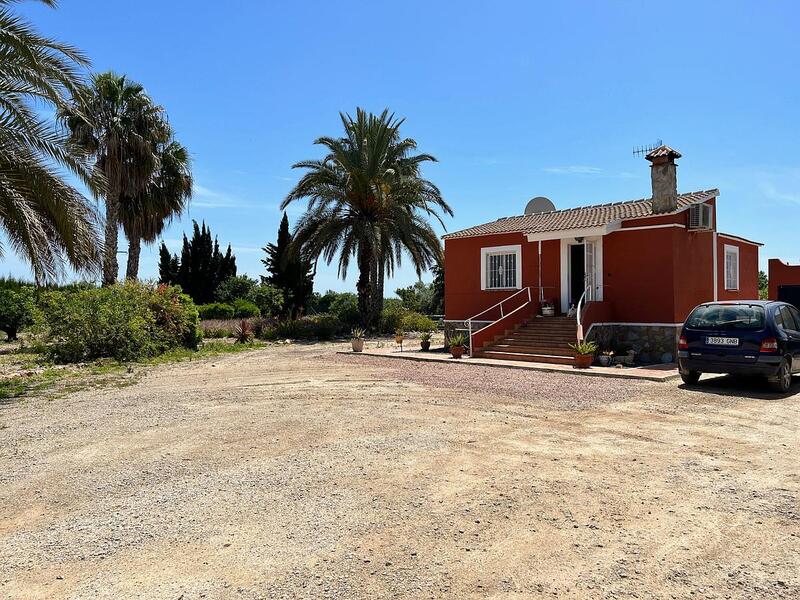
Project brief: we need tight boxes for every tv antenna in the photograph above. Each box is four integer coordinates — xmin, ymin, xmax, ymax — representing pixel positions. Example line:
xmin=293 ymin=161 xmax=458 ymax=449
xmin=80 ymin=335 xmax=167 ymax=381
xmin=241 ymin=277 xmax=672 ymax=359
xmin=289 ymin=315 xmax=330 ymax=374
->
xmin=632 ymin=139 xmax=663 ymax=157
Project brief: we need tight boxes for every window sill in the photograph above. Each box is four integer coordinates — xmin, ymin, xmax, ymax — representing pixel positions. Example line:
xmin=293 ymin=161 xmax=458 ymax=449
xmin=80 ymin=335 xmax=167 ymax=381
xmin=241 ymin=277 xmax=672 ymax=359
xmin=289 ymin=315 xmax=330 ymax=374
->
xmin=484 ymin=287 xmax=520 ymax=291
xmin=724 ymin=288 xmax=739 ymax=292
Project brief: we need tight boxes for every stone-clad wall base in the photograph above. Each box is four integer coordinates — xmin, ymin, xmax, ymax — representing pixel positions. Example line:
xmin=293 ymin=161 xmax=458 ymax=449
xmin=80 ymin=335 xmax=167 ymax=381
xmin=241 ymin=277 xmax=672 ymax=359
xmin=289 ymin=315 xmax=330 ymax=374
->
xmin=587 ymin=324 xmax=680 ymax=364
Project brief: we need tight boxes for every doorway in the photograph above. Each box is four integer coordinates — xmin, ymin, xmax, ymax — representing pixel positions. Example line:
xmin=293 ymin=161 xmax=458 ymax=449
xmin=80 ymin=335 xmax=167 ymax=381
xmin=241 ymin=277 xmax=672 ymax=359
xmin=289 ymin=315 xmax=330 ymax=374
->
xmin=569 ymin=244 xmax=585 ymax=308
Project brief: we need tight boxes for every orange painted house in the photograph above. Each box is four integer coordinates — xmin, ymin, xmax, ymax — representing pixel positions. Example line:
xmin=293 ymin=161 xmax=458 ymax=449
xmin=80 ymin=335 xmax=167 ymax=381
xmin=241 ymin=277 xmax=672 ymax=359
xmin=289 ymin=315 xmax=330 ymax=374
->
xmin=442 ymin=146 xmax=762 ymax=364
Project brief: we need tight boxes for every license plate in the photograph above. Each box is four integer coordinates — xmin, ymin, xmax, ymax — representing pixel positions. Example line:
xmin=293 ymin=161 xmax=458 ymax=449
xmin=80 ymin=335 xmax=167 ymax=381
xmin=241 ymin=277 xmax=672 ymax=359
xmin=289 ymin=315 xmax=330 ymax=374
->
xmin=705 ymin=336 xmax=739 ymax=346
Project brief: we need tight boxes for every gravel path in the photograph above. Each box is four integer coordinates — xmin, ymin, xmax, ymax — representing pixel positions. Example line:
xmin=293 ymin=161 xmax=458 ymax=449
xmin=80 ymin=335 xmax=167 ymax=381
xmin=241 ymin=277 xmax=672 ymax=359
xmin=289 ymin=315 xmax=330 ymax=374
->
xmin=1 ymin=343 xmax=798 ymax=598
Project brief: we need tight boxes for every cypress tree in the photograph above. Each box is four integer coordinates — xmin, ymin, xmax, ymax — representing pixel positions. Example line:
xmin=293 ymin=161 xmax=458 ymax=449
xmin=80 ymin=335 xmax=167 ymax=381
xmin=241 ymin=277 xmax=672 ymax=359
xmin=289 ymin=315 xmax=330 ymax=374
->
xmin=159 ymin=221 xmax=237 ymax=303
xmin=262 ymin=212 xmax=314 ymax=318
xmin=158 ymin=242 xmax=179 ymax=284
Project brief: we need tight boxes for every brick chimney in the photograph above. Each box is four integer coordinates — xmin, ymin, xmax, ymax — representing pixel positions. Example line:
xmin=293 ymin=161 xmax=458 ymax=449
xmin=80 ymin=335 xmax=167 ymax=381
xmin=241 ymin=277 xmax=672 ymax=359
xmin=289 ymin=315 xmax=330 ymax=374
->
xmin=645 ymin=145 xmax=681 ymax=214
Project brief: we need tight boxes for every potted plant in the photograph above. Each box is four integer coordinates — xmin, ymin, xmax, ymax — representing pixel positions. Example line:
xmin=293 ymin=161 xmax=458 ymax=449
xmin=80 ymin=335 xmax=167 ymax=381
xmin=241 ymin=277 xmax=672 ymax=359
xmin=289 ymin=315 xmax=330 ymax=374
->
xmin=394 ymin=328 xmax=405 ymax=345
xmin=569 ymin=340 xmax=598 ymax=369
xmin=541 ymin=298 xmax=555 ymax=317
xmin=598 ymin=349 xmax=614 ymax=367
xmin=351 ymin=327 xmax=365 ymax=352
xmin=449 ymin=332 xmax=467 ymax=359
xmin=420 ymin=331 xmax=432 ymax=351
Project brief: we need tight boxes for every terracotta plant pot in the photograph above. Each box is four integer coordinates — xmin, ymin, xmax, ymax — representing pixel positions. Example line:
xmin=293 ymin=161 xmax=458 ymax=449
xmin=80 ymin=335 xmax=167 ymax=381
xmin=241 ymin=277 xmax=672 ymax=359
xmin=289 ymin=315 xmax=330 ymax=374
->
xmin=395 ymin=335 xmax=404 ymax=345
xmin=351 ymin=338 xmax=364 ymax=352
xmin=420 ymin=340 xmax=431 ymax=351
xmin=450 ymin=345 xmax=465 ymax=359
xmin=574 ymin=353 xmax=593 ymax=369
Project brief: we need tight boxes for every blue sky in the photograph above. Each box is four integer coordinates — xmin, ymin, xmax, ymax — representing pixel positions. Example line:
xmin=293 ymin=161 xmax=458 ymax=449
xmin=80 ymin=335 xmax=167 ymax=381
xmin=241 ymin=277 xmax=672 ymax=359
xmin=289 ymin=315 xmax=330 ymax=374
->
xmin=11 ymin=0 xmax=800 ymax=292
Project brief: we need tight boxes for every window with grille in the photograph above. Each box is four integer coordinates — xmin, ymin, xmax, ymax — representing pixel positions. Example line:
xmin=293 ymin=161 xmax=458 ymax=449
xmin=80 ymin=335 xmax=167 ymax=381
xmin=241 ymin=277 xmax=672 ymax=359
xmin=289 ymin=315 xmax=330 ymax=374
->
xmin=480 ymin=245 xmax=521 ymax=290
xmin=724 ymin=245 xmax=739 ymax=291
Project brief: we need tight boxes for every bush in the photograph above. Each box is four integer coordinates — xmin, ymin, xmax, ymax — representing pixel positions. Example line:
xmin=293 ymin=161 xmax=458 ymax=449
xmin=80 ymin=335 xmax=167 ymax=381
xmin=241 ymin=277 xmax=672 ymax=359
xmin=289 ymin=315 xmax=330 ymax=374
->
xmin=198 ymin=302 xmax=235 ymax=320
xmin=274 ymin=314 xmax=343 ymax=340
xmin=0 ymin=287 xmax=35 ymax=341
xmin=250 ymin=284 xmax=283 ymax=318
xmin=232 ymin=299 xmax=260 ymax=318
xmin=36 ymin=282 xmax=200 ymax=363
xmin=400 ymin=311 xmax=436 ymax=333
xmin=310 ymin=314 xmax=342 ymax=340
xmin=215 ymin=275 xmax=258 ymax=304
xmin=379 ymin=301 xmax=406 ymax=334
xmin=327 ymin=292 xmax=360 ymax=326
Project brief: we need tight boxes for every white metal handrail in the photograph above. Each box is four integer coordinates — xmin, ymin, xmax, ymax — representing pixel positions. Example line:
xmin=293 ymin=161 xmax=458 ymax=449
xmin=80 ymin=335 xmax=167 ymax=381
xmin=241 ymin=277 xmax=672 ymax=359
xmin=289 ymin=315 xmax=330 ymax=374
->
xmin=467 ymin=286 xmax=532 ymax=323
xmin=576 ymin=285 xmax=603 ymax=341
xmin=466 ymin=287 xmax=532 ymax=356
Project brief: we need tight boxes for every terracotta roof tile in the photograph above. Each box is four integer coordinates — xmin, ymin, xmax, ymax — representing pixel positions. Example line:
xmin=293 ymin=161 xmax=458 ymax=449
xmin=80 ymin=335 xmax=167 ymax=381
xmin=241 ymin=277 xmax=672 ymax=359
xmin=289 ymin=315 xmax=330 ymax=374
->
xmin=645 ymin=144 xmax=682 ymax=160
xmin=442 ymin=189 xmax=718 ymax=240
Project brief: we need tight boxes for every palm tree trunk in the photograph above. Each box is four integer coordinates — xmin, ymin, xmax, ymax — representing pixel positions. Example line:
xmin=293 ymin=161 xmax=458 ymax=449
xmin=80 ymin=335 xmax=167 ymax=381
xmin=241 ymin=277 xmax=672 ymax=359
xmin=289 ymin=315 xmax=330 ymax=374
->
xmin=102 ymin=192 xmax=120 ymax=286
xmin=357 ymin=245 xmax=377 ymax=329
xmin=126 ymin=236 xmax=141 ymax=280
xmin=375 ymin=252 xmax=385 ymax=316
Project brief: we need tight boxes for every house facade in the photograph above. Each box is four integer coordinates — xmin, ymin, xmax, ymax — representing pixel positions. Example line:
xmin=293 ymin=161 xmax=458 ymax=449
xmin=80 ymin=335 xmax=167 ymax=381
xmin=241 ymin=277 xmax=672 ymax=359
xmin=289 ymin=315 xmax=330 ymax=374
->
xmin=443 ymin=146 xmax=761 ymax=363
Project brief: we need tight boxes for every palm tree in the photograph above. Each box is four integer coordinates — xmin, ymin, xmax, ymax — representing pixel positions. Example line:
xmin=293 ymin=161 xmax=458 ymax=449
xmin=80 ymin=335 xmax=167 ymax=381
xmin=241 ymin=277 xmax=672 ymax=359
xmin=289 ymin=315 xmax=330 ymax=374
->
xmin=60 ymin=72 xmax=164 ymax=285
xmin=0 ymin=0 xmax=102 ymax=281
xmin=282 ymin=108 xmax=452 ymax=328
xmin=119 ymin=137 xmax=192 ymax=280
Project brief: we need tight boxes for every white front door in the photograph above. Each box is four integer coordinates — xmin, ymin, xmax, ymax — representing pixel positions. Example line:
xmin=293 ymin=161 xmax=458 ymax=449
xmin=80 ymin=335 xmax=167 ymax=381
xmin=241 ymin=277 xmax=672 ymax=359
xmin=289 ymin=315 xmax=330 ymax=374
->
xmin=585 ymin=240 xmax=596 ymax=301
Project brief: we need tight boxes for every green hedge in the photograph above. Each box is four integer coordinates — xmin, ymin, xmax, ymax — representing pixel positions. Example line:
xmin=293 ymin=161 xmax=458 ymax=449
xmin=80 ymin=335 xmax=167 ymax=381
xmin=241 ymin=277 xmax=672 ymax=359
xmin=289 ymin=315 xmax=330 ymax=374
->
xmin=198 ymin=302 xmax=235 ymax=320
xmin=37 ymin=282 xmax=201 ymax=363
xmin=232 ymin=299 xmax=260 ymax=318
xmin=274 ymin=314 xmax=343 ymax=340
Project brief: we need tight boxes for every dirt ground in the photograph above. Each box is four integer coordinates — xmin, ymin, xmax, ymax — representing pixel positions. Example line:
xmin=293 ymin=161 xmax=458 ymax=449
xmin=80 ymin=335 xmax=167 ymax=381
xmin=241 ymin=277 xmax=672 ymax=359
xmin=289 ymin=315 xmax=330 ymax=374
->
xmin=1 ymin=343 xmax=798 ymax=599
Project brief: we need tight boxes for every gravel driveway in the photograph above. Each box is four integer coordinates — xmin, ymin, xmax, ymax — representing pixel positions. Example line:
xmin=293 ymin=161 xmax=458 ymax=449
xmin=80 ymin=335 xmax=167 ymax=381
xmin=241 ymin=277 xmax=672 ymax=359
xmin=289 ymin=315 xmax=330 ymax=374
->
xmin=1 ymin=343 xmax=798 ymax=598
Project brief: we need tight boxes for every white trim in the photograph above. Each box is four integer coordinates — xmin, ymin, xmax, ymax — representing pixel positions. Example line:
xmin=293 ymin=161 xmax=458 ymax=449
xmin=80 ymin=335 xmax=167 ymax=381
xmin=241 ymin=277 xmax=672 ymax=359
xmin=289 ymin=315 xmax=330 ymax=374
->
xmin=724 ymin=244 xmax=740 ymax=291
xmin=526 ymin=221 xmax=621 ymax=242
xmin=718 ymin=233 xmax=763 ymax=247
xmin=613 ymin=223 xmax=686 ymax=233
xmin=713 ymin=232 xmax=718 ymax=301
xmin=480 ymin=244 xmax=522 ymax=291
xmin=560 ymin=236 xmax=603 ymax=313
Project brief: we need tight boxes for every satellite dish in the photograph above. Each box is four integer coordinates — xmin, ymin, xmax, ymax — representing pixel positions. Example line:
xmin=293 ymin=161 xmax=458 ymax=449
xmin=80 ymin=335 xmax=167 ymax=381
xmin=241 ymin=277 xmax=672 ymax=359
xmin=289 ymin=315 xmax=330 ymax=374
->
xmin=524 ymin=196 xmax=556 ymax=215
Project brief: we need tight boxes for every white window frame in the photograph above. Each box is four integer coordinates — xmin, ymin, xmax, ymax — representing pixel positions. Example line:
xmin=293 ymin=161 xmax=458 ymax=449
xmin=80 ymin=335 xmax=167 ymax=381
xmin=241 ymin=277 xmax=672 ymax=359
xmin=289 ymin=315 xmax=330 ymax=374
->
xmin=724 ymin=244 xmax=739 ymax=291
xmin=480 ymin=244 xmax=522 ymax=291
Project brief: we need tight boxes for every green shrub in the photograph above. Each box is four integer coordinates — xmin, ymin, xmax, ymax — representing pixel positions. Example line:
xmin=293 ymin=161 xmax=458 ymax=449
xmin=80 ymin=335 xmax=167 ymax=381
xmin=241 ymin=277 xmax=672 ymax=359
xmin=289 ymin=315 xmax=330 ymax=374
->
xmin=232 ymin=299 xmax=260 ymax=318
xmin=150 ymin=285 xmax=202 ymax=351
xmin=0 ymin=287 xmax=35 ymax=341
xmin=198 ymin=302 xmax=235 ymax=320
xmin=328 ymin=292 xmax=360 ymax=326
xmin=36 ymin=282 xmax=200 ymax=363
xmin=215 ymin=275 xmax=258 ymax=304
xmin=379 ymin=302 xmax=406 ymax=334
xmin=275 ymin=318 xmax=314 ymax=340
xmin=250 ymin=284 xmax=283 ymax=318
xmin=400 ymin=311 xmax=436 ymax=333
xmin=274 ymin=314 xmax=343 ymax=340
xmin=310 ymin=314 xmax=342 ymax=340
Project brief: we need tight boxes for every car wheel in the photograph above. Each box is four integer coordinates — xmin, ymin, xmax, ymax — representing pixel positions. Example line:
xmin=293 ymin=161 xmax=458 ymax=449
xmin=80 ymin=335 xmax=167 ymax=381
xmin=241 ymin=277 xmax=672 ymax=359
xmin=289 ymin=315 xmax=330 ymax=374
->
xmin=680 ymin=370 xmax=701 ymax=385
xmin=769 ymin=359 xmax=792 ymax=393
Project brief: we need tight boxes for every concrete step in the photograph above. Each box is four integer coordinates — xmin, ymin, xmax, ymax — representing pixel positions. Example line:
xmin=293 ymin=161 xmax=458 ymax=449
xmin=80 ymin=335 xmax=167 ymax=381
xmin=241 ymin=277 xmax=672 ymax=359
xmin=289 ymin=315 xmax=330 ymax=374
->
xmin=503 ymin=334 xmax=576 ymax=343
xmin=473 ymin=350 xmax=575 ymax=365
xmin=488 ymin=344 xmax=575 ymax=355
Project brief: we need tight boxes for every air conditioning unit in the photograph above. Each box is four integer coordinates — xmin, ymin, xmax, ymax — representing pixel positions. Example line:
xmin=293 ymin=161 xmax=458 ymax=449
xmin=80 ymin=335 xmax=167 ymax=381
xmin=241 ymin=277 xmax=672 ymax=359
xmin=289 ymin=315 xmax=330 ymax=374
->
xmin=688 ymin=203 xmax=712 ymax=230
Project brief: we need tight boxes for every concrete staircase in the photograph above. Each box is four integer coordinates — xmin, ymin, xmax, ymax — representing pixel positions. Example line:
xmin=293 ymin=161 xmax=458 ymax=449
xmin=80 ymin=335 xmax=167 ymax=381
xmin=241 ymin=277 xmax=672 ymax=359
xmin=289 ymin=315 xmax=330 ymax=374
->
xmin=472 ymin=316 xmax=577 ymax=365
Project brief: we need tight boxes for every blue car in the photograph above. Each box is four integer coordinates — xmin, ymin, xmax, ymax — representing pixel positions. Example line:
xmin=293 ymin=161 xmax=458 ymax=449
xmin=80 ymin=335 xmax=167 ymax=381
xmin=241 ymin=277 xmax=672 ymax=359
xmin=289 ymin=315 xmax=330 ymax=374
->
xmin=678 ymin=300 xmax=800 ymax=392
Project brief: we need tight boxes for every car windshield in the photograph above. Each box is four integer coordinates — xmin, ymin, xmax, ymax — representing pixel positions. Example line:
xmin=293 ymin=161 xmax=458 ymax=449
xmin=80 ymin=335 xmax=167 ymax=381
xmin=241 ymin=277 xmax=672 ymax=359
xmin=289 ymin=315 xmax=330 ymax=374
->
xmin=685 ymin=304 xmax=766 ymax=331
